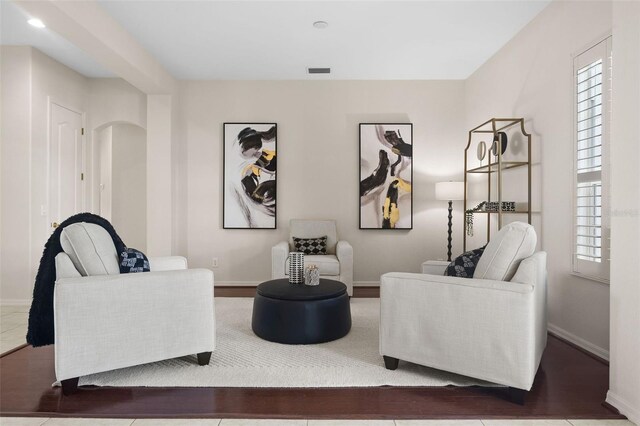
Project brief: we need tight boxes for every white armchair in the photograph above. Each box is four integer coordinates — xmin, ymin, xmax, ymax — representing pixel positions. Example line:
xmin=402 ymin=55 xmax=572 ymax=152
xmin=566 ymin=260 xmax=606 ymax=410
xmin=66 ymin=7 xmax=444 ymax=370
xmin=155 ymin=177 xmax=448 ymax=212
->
xmin=53 ymin=222 xmax=215 ymax=395
xmin=380 ymin=222 xmax=546 ymax=403
xmin=272 ymin=219 xmax=353 ymax=296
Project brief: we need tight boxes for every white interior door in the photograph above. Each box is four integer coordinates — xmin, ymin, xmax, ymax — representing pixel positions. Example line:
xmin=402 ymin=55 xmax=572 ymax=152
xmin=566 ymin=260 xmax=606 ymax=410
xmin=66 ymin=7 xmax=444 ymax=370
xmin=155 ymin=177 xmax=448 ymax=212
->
xmin=49 ymin=102 xmax=83 ymax=230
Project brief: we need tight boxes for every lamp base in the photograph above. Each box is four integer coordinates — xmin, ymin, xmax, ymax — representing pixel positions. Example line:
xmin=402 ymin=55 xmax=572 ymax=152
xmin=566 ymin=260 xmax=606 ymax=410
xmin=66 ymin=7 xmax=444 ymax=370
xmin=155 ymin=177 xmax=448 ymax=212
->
xmin=446 ymin=200 xmax=453 ymax=262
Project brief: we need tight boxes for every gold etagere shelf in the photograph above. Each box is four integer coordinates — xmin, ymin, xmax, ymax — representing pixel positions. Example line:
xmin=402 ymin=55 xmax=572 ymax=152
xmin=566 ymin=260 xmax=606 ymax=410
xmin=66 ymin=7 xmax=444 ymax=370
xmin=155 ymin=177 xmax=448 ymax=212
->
xmin=463 ymin=118 xmax=531 ymax=251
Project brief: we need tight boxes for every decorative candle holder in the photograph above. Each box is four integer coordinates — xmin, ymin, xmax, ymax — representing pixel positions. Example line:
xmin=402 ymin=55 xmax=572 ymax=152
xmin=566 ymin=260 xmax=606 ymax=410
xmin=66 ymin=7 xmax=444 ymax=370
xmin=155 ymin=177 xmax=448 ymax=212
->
xmin=286 ymin=252 xmax=305 ymax=284
xmin=305 ymin=264 xmax=320 ymax=286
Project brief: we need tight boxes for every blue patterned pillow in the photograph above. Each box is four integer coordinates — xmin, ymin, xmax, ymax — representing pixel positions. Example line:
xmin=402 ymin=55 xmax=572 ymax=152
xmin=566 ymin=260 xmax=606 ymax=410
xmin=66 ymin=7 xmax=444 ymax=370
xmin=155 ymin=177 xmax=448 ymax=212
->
xmin=119 ymin=248 xmax=150 ymax=273
xmin=444 ymin=246 xmax=486 ymax=278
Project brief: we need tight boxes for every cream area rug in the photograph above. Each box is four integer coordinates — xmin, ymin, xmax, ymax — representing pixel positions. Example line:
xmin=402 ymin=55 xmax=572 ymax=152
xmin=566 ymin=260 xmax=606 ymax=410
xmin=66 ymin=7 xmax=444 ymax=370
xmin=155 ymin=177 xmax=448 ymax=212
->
xmin=77 ymin=297 xmax=492 ymax=388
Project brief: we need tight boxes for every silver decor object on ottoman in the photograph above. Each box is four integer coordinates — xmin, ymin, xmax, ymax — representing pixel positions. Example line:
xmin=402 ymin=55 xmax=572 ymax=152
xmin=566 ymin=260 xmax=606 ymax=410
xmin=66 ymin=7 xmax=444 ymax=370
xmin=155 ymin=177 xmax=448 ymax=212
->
xmin=286 ymin=252 xmax=305 ymax=284
xmin=305 ymin=264 xmax=320 ymax=286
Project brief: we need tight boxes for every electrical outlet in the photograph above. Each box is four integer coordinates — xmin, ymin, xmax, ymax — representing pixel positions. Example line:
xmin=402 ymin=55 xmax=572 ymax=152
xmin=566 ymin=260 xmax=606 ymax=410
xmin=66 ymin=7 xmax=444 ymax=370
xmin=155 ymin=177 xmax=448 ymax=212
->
xmin=212 ymin=257 xmax=219 ymax=268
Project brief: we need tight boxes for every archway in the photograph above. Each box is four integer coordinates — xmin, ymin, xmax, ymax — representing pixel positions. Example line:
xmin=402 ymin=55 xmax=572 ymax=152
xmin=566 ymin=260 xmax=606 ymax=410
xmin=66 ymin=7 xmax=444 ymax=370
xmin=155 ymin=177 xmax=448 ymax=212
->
xmin=94 ymin=121 xmax=147 ymax=251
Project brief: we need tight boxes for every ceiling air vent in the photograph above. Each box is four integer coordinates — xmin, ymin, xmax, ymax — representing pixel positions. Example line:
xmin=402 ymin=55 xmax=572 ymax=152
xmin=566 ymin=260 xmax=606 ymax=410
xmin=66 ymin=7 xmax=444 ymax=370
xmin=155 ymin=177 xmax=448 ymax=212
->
xmin=308 ymin=67 xmax=331 ymax=74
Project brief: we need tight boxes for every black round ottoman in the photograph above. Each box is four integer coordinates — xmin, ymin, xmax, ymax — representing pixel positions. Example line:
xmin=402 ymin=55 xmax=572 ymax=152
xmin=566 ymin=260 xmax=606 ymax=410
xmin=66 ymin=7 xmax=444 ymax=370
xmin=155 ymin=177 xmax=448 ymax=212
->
xmin=251 ymin=278 xmax=351 ymax=344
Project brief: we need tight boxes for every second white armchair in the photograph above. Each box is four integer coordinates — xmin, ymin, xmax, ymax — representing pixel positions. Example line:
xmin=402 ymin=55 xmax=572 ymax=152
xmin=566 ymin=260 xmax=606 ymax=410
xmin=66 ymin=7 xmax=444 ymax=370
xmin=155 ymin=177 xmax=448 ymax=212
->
xmin=272 ymin=219 xmax=353 ymax=296
xmin=380 ymin=222 xmax=546 ymax=404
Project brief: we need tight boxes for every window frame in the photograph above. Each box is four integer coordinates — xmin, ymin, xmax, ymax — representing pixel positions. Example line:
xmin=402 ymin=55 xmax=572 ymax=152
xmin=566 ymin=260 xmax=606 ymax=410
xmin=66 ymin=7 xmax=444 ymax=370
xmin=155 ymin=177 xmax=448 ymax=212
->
xmin=571 ymin=36 xmax=612 ymax=284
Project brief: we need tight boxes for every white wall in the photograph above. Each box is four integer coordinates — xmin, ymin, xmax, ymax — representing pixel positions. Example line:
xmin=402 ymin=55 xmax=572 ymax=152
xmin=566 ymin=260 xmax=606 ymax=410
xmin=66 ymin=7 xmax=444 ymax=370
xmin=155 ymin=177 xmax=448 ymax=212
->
xmin=607 ymin=1 xmax=640 ymax=423
xmin=30 ymin=49 xmax=90 ymax=276
xmin=0 ymin=46 xmax=32 ymax=304
xmin=147 ymin=94 xmax=173 ymax=256
xmin=0 ymin=46 xmax=89 ymax=303
xmin=177 ymin=80 xmax=466 ymax=284
xmin=0 ymin=47 xmax=149 ymax=303
xmin=111 ymin=123 xmax=147 ymax=251
xmin=172 ymin=89 xmax=188 ymax=256
xmin=464 ymin=1 xmax=613 ymax=358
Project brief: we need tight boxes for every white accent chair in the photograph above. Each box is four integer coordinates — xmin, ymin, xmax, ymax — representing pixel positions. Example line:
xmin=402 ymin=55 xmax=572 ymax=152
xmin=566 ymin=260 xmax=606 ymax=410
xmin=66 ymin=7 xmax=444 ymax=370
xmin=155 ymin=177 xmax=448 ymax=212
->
xmin=272 ymin=219 xmax=353 ymax=296
xmin=380 ymin=222 xmax=547 ymax=403
xmin=53 ymin=222 xmax=215 ymax=395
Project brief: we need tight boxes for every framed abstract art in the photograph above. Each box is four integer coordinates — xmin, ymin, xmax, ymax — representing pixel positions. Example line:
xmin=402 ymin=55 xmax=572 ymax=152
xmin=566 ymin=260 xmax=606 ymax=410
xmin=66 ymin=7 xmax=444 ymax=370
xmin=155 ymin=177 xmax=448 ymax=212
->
xmin=359 ymin=123 xmax=413 ymax=230
xmin=223 ymin=123 xmax=277 ymax=229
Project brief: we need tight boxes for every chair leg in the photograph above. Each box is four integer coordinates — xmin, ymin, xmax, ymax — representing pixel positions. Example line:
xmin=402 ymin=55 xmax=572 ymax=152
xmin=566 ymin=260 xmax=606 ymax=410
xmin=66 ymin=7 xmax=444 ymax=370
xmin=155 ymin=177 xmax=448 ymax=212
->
xmin=61 ymin=377 xmax=79 ymax=395
xmin=383 ymin=355 xmax=399 ymax=370
xmin=507 ymin=386 xmax=527 ymax=405
xmin=197 ymin=351 xmax=212 ymax=366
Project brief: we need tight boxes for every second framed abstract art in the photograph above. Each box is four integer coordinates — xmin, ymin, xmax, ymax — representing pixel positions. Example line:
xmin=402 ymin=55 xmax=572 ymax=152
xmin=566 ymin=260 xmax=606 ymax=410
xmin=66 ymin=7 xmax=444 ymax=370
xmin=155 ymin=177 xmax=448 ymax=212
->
xmin=359 ymin=123 xmax=413 ymax=229
xmin=223 ymin=123 xmax=277 ymax=229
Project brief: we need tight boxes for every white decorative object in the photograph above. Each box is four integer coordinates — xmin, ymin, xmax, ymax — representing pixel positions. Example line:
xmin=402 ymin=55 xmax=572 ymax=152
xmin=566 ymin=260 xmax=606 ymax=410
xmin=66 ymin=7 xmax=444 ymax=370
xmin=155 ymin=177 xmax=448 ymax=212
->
xmin=272 ymin=219 xmax=354 ymax=295
xmin=477 ymin=141 xmax=487 ymax=161
xmin=305 ymin=264 xmax=320 ymax=286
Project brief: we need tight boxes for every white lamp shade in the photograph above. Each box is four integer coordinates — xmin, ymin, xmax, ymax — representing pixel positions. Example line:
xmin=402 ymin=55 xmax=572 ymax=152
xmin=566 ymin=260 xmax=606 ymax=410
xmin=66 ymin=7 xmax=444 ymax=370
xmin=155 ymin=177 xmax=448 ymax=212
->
xmin=435 ymin=181 xmax=465 ymax=201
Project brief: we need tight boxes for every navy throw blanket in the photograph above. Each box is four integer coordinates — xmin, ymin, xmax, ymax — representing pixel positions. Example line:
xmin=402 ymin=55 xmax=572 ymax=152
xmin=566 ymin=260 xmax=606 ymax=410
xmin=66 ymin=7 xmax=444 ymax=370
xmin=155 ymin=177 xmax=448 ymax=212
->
xmin=26 ymin=213 xmax=127 ymax=347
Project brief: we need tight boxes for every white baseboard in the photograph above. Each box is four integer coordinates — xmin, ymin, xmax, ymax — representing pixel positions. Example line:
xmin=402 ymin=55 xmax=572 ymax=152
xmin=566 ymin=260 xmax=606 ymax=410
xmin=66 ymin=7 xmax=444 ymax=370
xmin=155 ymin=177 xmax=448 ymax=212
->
xmin=606 ymin=390 xmax=640 ymax=425
xmin=0 ymin=299 xmax=31 ymax=306
xmin=215 ymin=281 xmax=380 ymax=287
xmin=547 ymin=323 xmax=609 ymax=361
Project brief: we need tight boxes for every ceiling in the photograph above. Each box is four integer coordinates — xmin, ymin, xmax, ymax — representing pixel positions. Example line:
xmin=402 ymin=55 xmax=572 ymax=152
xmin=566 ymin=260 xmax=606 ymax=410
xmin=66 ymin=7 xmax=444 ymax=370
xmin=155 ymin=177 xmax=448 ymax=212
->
xmin=0 ymin=0 xmax=114 ymax=77
xmin=2 ymin=0 xmax=550 ymax=80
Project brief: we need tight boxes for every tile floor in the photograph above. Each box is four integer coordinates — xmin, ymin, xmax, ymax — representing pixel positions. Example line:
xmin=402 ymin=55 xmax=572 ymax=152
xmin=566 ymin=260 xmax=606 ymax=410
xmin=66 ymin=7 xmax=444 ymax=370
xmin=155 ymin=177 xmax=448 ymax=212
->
xmin=0 ymin=419 xmax=635 ymax=425
xmin=0 ymin=305 xmax=29 ymax=354
xmin=1 ymin=306 xmax=635 ymax=426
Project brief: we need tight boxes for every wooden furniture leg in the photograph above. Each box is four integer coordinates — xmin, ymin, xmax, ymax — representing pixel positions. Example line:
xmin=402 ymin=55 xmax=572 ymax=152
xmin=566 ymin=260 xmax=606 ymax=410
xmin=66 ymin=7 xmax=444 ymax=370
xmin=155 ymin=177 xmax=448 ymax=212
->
xmin=61 ymin=377 xmax=79 ymax=395
xmin=383 ymin=356 xmax=399 ymax=370
xmin=197 ymin=351 xmax=212 ymax=366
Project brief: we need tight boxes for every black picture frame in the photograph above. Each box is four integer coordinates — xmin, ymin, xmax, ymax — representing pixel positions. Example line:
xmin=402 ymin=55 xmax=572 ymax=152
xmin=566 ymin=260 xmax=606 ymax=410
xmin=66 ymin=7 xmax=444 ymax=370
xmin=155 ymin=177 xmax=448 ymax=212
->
xmin=359 ymin=123 xmax=413 ymax=230
xmin=223 ymin=122 xmax=277 ymax=229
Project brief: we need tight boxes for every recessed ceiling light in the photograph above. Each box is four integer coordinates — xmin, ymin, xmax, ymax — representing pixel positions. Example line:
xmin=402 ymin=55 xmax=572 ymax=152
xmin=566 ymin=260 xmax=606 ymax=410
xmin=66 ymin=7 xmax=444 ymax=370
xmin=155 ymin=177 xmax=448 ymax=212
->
xmin=313 ymin=21 xmax=328 ymax=30
xmin=28 ymin=18 xmax=46 ymax=28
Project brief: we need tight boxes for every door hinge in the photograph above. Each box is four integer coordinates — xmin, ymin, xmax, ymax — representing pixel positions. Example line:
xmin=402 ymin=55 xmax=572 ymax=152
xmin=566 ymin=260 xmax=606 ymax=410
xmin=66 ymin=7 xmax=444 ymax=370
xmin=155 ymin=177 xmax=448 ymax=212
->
xmin=81 ymin=128 xmax=85 ymax=135
xmin=81 ymin=173 xmax=84 ymax=181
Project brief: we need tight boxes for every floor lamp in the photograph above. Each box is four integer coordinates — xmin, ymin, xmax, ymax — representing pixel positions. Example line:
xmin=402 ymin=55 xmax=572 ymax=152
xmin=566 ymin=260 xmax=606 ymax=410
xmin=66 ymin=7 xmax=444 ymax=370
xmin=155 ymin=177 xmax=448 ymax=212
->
xmin=435 ymin=181 xmax=465 ymax=262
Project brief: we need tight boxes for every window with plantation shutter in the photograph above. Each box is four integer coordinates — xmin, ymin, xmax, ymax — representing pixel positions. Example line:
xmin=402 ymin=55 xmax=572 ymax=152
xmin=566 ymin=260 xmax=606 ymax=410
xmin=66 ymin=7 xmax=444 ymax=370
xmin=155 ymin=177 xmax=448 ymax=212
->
xmin=573 ymin=37 xmax=611 ymax=283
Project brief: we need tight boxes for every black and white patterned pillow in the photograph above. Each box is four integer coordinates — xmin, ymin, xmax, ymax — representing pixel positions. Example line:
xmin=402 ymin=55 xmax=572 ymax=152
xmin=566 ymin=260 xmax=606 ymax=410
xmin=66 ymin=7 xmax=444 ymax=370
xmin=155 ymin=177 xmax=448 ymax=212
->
xmin=119 ymin=247 xmax=150 ymax=273
xmin=444 ymin=245 xmax=486 ymax=278
xmin=293 ymin=236 xmax=328 ymax=255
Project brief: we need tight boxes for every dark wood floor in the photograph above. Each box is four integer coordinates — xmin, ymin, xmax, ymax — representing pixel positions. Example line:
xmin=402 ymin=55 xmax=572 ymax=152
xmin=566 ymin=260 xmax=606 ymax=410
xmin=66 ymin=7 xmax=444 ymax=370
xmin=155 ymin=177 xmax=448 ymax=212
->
xmin=216 ymin=286 xmax=381 ymax=298
xmin=0 ymin=290 xmax=623 ymax=420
